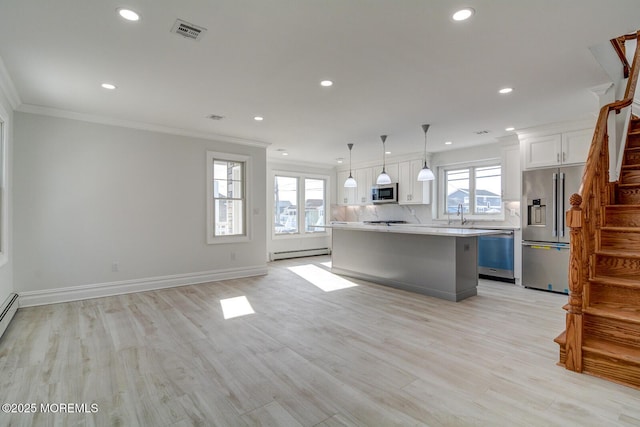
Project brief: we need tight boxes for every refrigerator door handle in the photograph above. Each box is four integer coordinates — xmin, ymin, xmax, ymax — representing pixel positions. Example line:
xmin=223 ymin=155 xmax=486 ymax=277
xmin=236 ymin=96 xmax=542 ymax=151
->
xmin=552 ymin=172 xmax=558 ymax=237
xmin=560 ymin=172 xmax=565 ymax=237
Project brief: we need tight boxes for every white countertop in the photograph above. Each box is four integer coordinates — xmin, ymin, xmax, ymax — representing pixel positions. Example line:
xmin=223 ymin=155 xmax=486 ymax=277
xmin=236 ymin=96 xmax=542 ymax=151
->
xmin=325 ymin=222 xmax=506 ymax=237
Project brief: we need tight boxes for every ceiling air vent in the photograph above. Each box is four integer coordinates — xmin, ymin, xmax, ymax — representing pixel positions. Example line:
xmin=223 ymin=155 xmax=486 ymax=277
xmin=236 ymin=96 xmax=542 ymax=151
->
xmin=475 ymin=130 xmax=490 ymax=135
xmin=171 ymin=19 xmax=207 ymax=41
xmin=207 ymin=114 xmax=224 ymax=120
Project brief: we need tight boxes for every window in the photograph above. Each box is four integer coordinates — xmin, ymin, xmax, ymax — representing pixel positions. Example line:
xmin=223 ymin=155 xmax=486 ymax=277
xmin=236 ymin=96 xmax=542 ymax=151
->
xmin=274 ymin=176 xmax=298 ymax=234
xmin=304 ymin=178 xmax=325 ymax=233
xmin=274 ymin=173 xmax=327 ymax=235
xmin=207 ymin=151 xmax=251 ymax=244
xmin=441 ymin=162 xmax=502 ymax=217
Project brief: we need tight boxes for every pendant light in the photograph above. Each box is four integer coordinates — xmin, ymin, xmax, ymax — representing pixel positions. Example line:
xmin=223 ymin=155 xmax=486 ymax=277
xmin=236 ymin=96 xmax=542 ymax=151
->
xmin=376 ymin=135 xmax=392 ymax=185
xmin=417 ymin=124 xmax=435 ymax=181
xmin=344 ymin=143 xmax=357 ymax=188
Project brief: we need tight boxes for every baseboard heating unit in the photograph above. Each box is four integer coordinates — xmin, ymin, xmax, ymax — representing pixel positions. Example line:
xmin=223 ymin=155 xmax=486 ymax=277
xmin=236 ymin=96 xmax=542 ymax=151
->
xmin=270 ymin=248 xmax=330 ymax=261
xmin=0 ymin=293 xmax=19 ymax=340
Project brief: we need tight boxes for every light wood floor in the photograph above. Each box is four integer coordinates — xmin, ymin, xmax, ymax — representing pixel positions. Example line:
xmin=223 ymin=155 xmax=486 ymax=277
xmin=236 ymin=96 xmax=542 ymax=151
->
xmin=1 ymin=256 xmax=639 ymax=426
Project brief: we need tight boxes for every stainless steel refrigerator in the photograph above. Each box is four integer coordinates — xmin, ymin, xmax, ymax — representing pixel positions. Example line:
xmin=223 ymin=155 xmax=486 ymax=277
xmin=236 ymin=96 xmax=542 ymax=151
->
xmin=521 ymin=165 xmax=583 ymax=293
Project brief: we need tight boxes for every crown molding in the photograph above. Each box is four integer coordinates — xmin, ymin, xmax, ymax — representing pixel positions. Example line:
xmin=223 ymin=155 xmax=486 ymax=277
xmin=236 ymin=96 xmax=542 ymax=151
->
xmin=267 ymin=156 xmax=338 ymax=171
xmin=0 ymin=57 xmax=21 ymax=109
xmin=516 ymin=116 xmax=598 ymax=140
xmin=16 ymin=103 xmax=271 ymax=149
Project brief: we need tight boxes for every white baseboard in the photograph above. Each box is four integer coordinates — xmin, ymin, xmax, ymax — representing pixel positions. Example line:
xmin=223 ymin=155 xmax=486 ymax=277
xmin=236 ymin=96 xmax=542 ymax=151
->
xmin=0 ymin=293 xmax=19 ymax=339
xmin=18 ymin=265 xmax=268 ymax=307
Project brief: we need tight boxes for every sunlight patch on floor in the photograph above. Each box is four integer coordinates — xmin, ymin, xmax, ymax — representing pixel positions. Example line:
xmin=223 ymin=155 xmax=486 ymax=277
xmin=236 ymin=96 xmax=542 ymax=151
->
xmin=288 ymin=264 xmax=358 ymax=292
xmin=220 ymin=296 xmax=255 ymax=319
xmin=320 ymin=261 xmax=332 ymax=268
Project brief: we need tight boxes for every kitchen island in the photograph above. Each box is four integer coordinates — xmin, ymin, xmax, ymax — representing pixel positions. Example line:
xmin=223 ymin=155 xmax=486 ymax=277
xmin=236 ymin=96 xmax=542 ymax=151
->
xmin=329 ymin=223 xmax=503 ymax=302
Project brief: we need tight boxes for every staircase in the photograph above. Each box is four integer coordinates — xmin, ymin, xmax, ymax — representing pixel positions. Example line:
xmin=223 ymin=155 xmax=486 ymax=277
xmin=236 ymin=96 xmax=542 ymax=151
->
xmin=555 ymin=29 xmax=640 ymax=389
xmin=558 ymin=118 xmax=640 ymax=387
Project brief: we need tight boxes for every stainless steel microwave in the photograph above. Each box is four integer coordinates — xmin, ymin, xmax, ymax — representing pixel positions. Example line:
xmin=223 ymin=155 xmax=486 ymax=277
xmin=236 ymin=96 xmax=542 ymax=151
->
xmin=371 ymin=183 xmax=398 ymax=204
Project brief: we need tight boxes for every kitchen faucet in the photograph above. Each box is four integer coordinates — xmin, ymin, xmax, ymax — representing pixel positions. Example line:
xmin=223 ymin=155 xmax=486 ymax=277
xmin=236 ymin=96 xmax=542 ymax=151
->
xmin=457 ymin=203 xmax=468 ymax=225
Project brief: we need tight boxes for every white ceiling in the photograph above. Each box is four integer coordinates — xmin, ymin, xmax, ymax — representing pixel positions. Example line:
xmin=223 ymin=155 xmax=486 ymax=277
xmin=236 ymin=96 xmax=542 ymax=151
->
xmin=0 ymin=0 xmax=639 ymax=166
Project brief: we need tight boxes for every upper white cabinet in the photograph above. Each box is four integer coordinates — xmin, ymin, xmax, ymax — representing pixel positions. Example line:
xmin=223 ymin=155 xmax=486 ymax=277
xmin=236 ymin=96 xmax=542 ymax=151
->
xmin=398 ymin=159 xmax=431 ymax=204
xmin=501 ymin=145 xmax=520 ymax=200
xmin=355 ymin=167 xmax=373 ymax=204
xmin=336 ymin=168 xmax=371 ymax=206
xmin=336 ymin=158 xmax=433 ymax=206
xmin=371 ymin=163 xmax=399 ymax=184
xmin=522 ymin=128 xmax=593 ymax=169
xmin=562 ymin=129 xmax=593 ymax=165
xmin=523 ymin=134 xmax=561 ymax=169
xmin=336 ymin=170 xmax=355 ymax=205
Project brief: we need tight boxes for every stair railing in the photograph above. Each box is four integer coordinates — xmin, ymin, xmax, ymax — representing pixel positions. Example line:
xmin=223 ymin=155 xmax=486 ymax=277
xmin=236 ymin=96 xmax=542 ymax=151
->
xmin=563 ymin=30 xmax=640 ymax=373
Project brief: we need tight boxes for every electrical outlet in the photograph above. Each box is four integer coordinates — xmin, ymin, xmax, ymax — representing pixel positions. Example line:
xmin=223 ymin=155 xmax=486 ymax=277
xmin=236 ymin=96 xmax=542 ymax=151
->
xmin=510 ymin=208 xmax=516 ymax=217
xmin=111 ymin=262 xmax=119 ymax=272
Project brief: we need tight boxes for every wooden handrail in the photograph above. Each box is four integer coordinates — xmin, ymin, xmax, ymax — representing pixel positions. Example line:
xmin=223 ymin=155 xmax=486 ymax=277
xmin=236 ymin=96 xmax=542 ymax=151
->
xmin=609 ymin=31 xmax=639 ymax=85
xmin=623 ymin=31 xmax=640 ymax=100
xmin=611 ymin=37 xmax=630 ymax=78
xmin=577 ymin=30 xmax=640 ymax=208
xmin=563 ymin=29 xmax=640 ymax=374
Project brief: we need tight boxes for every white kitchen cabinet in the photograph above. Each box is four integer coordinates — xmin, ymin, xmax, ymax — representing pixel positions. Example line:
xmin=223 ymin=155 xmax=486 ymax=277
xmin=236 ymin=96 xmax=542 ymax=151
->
xmin=522 ymin=134 xmax=561 ymax=169
xmin=398 ymin=159 xmax=431 ymax=204
xmin=355 ymin=167 xmax=373 ymax=204
xmin=522 ymin=129 xmax=592 ymax=169
xmin=336 ymin=169 xmax=356 ymax=205
xmin=371 ymin=162 xmax=399 ymax=184
xmin=501 ymin=145 xmax=520 ymax=200
xmin=562 ymin=128 xmax=593 ymax=165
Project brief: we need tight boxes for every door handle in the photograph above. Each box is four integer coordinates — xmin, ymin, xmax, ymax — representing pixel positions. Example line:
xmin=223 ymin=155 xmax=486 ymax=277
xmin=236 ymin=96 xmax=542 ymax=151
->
xmin=559 ymin=172 xmax=565 ymax=237
xmin=552 ymin=173 xmax=558 ymax=237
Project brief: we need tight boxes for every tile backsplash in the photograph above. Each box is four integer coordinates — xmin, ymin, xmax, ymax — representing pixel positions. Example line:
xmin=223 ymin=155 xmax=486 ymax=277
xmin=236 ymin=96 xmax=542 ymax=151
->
xmin=331 ymin=201 xmax=521 ymax=228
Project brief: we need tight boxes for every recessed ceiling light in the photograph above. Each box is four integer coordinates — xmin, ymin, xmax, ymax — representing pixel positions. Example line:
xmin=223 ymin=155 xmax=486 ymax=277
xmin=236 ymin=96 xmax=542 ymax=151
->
xmin=282 ymin=152 xmax=289 ymax=156
xmin=254 ymin=116 xmax=264 ymax=121
xmin=320 ymin=80 xmax=333 ymax=87
xmin=385 ymin=151 xmax=391 ymax=155
xmin=452 ymin=8 xmax=475 ymax=21
xmin=499 ymin=87 xmax=513 ymax=94
xmin=117 ymin=8 xmax=141 ymax=22
xmin=445 ymin=141 xmax=453 ymax=145
xmin=101 ymin=83 xmax=117 ymax=90
xmin=505 ymin=127 xmax=515 ymax=131
xmin=336 ymin=158 xmax=344 ymax=164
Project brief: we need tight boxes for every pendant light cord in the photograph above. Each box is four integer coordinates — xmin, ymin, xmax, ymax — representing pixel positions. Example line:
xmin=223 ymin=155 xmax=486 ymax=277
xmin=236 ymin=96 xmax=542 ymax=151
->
xmin=422 ymin=124 xmax=430 ymax=168
xmin=381 ymin=135 xmax=387 ymax=173
xmin=348 ymin=143 xmax=354 ymax=178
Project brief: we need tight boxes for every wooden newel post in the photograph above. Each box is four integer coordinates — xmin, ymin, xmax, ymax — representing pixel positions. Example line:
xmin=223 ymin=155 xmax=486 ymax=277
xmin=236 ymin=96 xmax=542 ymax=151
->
xmin=564 ymin=193 xmax=583 ymax=372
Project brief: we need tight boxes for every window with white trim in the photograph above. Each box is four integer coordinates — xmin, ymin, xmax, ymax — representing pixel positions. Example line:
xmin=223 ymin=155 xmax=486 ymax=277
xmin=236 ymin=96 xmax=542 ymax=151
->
xmin=274 ymin=173 xmax=327 ymax=235
xmin=207 ymin=151 xmax=251 ymax=244
xmin=439 ymin=161 xmax=503 ymax=218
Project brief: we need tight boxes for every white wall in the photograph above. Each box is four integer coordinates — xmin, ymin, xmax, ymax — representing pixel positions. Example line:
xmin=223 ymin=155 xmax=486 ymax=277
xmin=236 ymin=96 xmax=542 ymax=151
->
xmin=14 ymin=112 xmax=267 ymax=297
xmin=267 ymin=161 xmax=333 ymax=257
xmin=0 ymin=89 xmax=13 ymax=306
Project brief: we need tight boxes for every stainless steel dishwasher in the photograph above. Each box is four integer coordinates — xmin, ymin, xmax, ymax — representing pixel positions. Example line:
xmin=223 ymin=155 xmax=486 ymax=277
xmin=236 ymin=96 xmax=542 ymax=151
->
xmin=478 ymin=232 xmax=515 ymax=282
